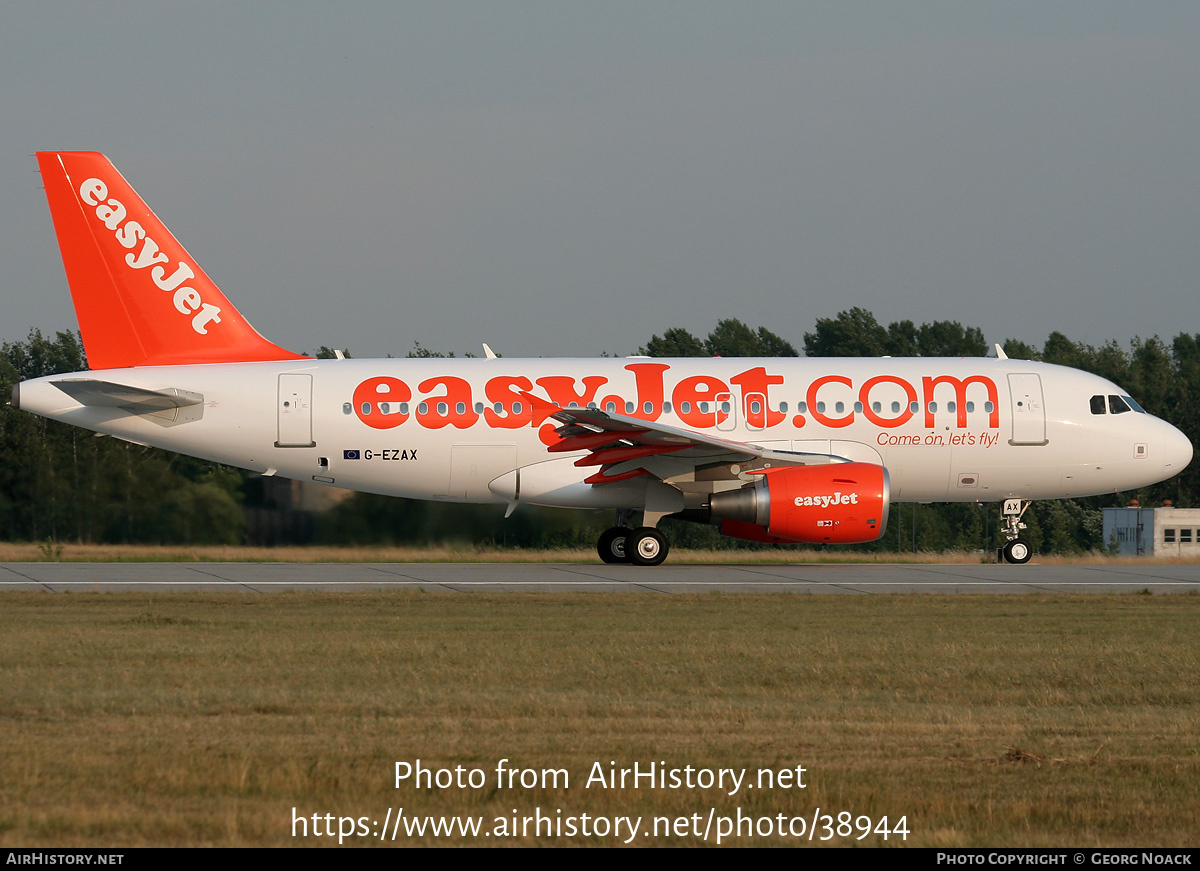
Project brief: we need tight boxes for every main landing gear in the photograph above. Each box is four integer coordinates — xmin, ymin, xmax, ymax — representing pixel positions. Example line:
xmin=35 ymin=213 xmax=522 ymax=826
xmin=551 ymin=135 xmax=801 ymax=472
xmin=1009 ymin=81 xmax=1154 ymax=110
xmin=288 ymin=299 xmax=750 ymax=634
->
xmin=999 ymin=499 xmax=1033 ymax=564
xmin=597 ymin=526 xmax=629 ymax=563
xmin=597 ymin=510 xmax=670 ymax=567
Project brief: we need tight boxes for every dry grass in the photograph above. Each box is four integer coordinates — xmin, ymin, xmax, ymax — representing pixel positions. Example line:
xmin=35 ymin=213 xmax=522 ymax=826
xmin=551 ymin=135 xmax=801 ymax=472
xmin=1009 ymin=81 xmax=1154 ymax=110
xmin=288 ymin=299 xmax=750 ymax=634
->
xmin=0 ymin=593 xmax=1196 ymax=847
xmin=2 ymin=542 xmax=1198 ymax=565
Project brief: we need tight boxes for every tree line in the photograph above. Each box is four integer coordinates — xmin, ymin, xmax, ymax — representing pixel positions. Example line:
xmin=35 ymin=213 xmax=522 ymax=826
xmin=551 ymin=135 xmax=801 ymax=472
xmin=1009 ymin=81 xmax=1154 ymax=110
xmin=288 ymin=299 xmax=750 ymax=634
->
xmin=1 ymin=309 xmax=1196 ymax=553
xmin=0 ymin=330 xmax=245 ymax=545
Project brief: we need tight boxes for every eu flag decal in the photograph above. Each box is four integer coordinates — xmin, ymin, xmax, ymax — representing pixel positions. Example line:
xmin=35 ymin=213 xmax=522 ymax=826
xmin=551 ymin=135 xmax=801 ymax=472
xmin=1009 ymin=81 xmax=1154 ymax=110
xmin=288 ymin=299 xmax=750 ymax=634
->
xmin=343 ymin=450 xmax=361 ymax=460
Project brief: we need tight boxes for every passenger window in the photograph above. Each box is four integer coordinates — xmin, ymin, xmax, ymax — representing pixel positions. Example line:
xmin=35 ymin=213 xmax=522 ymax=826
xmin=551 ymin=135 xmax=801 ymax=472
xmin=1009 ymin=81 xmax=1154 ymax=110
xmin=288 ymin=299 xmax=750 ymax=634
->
xmin=1165 ymin=528 xmax=1176 ymax=543
xmin=1182 ymin=529 xmax=1193 ymax=544
xmin=1090 ymin=395 xmax=1106 ymax=414
xmin=1109 ymin=395 xmax=1131 ymax=414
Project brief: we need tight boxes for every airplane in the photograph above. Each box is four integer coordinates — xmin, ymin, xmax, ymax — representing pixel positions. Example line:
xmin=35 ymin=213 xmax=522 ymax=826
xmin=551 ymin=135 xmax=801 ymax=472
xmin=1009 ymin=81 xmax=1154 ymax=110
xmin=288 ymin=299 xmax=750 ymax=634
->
xmin=10 ymin=151 xmax=1193 ymax=566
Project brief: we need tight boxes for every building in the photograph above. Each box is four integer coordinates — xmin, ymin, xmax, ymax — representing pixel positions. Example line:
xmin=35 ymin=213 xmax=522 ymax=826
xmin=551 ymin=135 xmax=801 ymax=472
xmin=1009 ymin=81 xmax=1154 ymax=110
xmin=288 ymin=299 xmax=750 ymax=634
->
xmin=1103 ymin=505 xmax=1200 ymax=556
xmin=244 ymin=478 xmax=353 ymax=545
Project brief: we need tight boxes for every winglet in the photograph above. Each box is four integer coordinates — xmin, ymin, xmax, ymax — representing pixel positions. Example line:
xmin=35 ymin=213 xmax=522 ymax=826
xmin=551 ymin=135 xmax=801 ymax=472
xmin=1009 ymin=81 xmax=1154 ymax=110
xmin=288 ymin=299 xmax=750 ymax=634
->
xmin=994 ymin=343 xmax=1009 ymax=360
xmin=36 ymin=151 xmax=308 ymax=369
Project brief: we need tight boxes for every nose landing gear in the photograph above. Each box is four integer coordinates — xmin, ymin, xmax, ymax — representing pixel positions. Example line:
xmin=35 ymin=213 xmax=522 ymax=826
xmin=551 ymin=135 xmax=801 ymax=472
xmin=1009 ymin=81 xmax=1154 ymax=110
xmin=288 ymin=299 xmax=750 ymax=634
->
xmin=999 ymin=499 xmax=1033 ymax=564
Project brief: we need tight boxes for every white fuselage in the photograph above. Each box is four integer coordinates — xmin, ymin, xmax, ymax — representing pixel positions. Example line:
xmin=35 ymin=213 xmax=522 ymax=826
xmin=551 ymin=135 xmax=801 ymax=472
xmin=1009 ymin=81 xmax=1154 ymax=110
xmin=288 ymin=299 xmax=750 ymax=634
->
xmin=15 ymin=356 xmax=1192 ymax=512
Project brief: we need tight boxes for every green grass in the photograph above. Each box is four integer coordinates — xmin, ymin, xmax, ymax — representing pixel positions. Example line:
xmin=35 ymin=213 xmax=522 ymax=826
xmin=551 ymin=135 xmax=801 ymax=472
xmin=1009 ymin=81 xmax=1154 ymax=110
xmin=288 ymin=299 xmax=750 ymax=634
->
xmin=0 ymin=593 xmax=1196 ymax=846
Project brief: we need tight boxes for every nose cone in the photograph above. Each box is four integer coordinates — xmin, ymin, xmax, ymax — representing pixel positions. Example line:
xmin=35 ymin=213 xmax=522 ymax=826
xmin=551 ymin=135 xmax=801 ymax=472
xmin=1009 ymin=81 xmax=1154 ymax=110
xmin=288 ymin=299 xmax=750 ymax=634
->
xmin=1163 ymin=423 xmax=1193 ymax=476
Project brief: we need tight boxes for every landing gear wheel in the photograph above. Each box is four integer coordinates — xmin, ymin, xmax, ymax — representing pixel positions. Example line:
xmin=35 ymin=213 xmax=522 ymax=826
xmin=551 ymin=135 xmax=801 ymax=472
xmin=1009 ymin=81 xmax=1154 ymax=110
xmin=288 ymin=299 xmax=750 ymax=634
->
xmin=628 ymin=527 xmax=668 ymax=567
xmin=1003 ymin=538 xmax=1032 ymax=564
xmin=597 ymin=527 xmax=630 ymax=564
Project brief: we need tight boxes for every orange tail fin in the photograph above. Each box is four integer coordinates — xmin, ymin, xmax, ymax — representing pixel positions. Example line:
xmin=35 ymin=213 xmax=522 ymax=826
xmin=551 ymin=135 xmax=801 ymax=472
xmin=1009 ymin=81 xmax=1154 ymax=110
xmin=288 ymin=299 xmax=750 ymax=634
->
xmin=36 ymin=151 xmax=308 ymax=369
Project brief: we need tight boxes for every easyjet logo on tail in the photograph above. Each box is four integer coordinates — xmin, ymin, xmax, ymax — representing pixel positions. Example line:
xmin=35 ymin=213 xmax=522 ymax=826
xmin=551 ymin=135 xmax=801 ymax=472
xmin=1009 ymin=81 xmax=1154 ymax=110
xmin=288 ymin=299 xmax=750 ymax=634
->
xmin=78 ymin=178 xmax=223 ymax=335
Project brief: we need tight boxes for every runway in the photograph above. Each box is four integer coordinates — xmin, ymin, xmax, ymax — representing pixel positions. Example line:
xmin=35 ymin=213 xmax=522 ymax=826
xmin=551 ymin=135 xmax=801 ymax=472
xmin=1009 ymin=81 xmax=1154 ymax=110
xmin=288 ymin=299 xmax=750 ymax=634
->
xmin=1 ymin=561 xmax=1198 ymax=594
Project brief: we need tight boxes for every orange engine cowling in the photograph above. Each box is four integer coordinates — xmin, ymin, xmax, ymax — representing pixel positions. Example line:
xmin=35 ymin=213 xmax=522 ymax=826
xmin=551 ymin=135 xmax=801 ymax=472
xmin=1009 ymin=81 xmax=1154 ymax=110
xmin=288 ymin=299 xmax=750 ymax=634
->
xmin=710 ymin=463 xmax=890 ymax=544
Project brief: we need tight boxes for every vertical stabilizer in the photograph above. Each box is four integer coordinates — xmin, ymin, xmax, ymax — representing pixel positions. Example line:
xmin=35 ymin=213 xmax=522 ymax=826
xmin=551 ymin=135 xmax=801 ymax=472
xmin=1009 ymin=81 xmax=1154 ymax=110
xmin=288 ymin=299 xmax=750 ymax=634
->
xmin=36 ymin=151 xmax=308 ymax=369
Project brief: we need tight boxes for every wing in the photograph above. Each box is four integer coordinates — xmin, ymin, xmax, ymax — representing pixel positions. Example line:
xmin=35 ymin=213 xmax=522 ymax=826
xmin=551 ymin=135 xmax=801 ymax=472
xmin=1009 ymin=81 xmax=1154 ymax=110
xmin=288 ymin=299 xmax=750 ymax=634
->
xmin=521 ymin=391 xmax=840 ymax=485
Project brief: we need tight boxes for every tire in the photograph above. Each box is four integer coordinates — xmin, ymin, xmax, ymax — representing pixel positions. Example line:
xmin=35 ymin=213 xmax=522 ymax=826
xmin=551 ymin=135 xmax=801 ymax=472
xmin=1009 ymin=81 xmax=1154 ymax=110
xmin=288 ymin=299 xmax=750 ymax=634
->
xmin=597 ymin=527 xmax=630 ymax=563
xmin=628 ymin=527 xmax=668 ymax=567
xmin=1003 ymin=538 xmax=1032 ymax=564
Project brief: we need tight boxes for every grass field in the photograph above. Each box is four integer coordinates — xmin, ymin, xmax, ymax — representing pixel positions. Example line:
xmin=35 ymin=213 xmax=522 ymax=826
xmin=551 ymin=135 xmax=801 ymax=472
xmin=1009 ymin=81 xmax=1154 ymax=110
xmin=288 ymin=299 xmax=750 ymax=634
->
xmin=0 ymin=591 xmax=1196 ymax=846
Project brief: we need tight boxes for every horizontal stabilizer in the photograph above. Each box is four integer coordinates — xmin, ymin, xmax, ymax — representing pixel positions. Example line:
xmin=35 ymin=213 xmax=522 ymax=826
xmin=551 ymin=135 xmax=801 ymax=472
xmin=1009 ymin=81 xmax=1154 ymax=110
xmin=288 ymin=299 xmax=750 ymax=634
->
xmin=52 ymin=379 xmax=203 ymax=413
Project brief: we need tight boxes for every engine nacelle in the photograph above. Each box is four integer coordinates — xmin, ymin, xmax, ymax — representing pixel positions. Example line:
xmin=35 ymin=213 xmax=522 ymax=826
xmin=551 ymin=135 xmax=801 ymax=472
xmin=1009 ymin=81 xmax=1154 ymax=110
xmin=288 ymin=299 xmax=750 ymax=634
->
xmin=710 ymin=462 xmax=890 ymax=544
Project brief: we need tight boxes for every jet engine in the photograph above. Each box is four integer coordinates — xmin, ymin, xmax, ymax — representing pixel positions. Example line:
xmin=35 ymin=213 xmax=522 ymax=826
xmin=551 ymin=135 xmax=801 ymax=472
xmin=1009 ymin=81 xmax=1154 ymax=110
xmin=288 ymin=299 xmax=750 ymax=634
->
xmin=709 ymin=462 xmax=890 ymax=544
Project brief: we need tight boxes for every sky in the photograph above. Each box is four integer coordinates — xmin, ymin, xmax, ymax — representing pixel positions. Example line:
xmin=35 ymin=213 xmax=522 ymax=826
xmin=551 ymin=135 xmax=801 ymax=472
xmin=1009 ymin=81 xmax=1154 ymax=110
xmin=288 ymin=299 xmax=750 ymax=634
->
xmin=2 ymin=2 xmax=1198 ymax=359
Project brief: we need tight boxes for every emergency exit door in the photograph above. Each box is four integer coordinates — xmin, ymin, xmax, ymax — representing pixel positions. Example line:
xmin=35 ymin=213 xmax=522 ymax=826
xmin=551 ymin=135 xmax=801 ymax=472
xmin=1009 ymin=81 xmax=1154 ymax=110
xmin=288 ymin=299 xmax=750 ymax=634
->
xmin=277 ymin=374 xmax=315 ymax=447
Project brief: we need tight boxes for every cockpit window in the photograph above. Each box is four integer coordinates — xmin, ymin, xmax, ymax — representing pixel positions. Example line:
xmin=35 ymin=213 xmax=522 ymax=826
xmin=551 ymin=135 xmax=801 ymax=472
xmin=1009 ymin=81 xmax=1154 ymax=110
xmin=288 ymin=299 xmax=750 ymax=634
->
xmin=1090 ymin=395 xmax=1106 ymax=415
xmin=1108 ymin=395 xmax=1131 ymax=415
xmin=1122 ymin=395 xmax=1146 ymax=413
